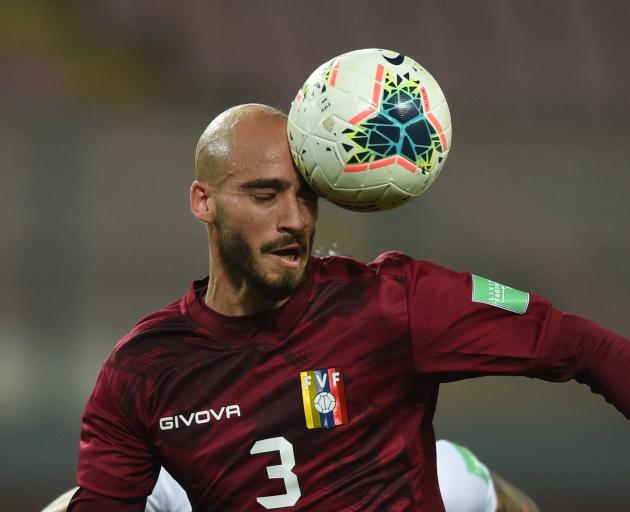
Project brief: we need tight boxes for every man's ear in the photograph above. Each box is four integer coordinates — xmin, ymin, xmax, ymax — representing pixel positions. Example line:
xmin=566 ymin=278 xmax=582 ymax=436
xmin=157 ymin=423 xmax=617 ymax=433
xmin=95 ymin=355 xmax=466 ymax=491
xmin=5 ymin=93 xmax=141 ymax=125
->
xmin=190 ymin=180 xmax=214 ymax=224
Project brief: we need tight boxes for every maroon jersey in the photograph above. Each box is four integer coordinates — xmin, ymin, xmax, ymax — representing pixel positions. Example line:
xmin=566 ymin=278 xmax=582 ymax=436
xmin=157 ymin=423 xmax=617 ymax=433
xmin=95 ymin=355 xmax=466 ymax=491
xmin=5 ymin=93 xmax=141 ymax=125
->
xmin=75 ymin=252 xmax=629 ymax=511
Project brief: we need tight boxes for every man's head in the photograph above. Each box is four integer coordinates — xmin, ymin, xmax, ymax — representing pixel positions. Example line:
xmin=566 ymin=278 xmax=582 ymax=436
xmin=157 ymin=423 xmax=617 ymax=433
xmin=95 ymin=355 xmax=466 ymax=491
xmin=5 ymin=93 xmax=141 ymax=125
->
xmin=191 ymin=104 xmax=319 ymax=309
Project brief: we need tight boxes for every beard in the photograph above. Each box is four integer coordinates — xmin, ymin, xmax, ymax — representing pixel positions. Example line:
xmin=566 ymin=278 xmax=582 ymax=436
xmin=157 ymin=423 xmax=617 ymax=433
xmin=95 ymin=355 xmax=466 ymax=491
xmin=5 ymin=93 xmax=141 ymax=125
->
xmin=213 ymin=207 xmax=314 ymax=302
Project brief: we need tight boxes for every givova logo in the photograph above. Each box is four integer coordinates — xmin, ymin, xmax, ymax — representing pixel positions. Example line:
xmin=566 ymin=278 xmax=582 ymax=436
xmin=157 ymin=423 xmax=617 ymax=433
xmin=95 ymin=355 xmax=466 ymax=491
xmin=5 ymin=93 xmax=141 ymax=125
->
xmin=159 ymin=404 xmax=241 ymax=430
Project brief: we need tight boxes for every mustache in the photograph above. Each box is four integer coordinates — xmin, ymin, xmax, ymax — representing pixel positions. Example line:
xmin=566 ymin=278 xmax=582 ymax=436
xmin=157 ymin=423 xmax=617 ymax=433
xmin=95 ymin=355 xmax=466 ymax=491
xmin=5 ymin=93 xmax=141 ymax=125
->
xmin=261 ymin=233 xmax=308 ymax=254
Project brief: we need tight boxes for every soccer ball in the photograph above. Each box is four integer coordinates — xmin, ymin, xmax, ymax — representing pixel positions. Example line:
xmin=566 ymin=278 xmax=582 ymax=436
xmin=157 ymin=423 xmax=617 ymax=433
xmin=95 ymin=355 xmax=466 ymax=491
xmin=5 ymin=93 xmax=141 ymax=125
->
xmin=313 ymin=391 xmax=337 ymax=413
xmin=288 ymin=48 xmax=452 ymax=211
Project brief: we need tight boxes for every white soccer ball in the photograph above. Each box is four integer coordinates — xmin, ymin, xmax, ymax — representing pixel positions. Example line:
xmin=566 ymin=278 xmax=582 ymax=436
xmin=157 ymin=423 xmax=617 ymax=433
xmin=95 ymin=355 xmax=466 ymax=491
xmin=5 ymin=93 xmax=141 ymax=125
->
xmin=313 ymin=391 xmax=337 ymax=414
xmin=288 ymin=48 xmax=452 ymax=211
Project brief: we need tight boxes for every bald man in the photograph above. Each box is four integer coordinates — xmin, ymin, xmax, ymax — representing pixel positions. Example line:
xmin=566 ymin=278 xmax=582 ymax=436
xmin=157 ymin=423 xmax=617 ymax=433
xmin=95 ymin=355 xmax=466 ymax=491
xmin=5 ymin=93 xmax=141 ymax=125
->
xmin=70 ymin=104 xmax=630 ymax=511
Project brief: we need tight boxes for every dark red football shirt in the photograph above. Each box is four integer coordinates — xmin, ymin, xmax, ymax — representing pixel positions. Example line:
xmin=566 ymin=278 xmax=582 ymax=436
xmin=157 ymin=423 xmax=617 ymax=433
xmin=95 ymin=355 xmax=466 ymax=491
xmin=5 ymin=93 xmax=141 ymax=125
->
xmin=74 ymin=252 xmax=630 ymax=511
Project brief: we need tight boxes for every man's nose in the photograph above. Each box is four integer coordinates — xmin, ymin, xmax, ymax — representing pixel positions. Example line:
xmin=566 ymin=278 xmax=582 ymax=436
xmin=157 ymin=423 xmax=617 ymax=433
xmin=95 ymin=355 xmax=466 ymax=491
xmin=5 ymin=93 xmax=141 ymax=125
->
xmin=278 ymin=194 xmax=308 ymax=233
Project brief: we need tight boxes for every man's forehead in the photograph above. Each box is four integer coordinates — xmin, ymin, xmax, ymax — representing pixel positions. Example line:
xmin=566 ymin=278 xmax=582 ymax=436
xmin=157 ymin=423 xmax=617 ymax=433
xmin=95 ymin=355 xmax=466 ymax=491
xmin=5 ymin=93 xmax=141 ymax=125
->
xmin=196 ymin=105 xmax=289 ymax=185
xmin=228 ymin=163 xmax=303 ymax=188
xmin=224 ymin=130 xmax=301 ymax=187
xmin=227 ymin=114 xmax=285 ymax=155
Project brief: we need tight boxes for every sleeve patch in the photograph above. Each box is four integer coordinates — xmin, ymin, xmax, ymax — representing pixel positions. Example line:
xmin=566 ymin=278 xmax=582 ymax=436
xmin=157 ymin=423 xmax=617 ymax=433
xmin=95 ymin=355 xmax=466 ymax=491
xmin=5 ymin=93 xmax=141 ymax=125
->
xmin=452 ymin=442 xmax=491 ymax=483
xmin=471 ymin=275 xmax=529 ymax=314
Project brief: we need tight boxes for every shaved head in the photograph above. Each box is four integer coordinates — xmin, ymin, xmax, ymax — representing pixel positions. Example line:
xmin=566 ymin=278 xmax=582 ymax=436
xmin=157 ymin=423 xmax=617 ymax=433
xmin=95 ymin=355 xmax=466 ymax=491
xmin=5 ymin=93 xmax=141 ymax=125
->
xmin=190 ymin=102 xmax=317 ymax=314
xmin=195 ymin=103 xmax=287 ymax=185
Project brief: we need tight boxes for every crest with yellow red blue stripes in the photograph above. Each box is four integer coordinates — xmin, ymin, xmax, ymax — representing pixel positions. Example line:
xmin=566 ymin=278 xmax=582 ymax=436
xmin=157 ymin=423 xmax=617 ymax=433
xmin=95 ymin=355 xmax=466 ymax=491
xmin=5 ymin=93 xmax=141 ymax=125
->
xmin=299 ymin=368 xmax=348 ymax=429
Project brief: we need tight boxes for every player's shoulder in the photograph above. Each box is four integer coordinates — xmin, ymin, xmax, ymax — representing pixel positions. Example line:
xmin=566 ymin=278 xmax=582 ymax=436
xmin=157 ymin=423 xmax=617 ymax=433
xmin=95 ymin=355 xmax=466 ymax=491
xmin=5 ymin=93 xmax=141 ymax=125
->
xmin=314 ymin=251 xmax=410 ymax=279
xmin=106 ymin=284 xmax=202 ymax=367
xmin=314 ymin=251 xmax=456 ymax=282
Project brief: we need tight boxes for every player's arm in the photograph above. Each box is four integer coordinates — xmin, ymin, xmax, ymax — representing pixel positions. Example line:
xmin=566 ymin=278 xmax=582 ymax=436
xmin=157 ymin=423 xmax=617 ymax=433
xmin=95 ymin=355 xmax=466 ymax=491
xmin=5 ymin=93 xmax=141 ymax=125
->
xmin=40 ymin=488 xmax=77 ymax=512
xmin=68 ymin=488 xmax=146 ymax=512
xmin=403 ymin=257 xmax=630 ymax=418
xmin=145 ymin=467 xmax=191 ymax=512
xmin=436 ymin=439 xmax=540 ymax=512
xmin=540 ymin=313 xmax=630 ymax=418
xmin=42 ymin=467 xmax=190 ymax=512
xmin=70 ymin=365 xmax=159 ymax=511
xmin=492 ymin=472 xmax=540 ymax=512
xmin=40 ymin=487 xmax=146 ymax=512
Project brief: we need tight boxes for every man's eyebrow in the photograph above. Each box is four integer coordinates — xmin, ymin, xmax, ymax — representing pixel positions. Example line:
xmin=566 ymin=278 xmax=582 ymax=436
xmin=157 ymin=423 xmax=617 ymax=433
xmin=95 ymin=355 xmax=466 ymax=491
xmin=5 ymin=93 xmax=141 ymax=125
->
xmin=240 ymin=178 xmax=288 ymax=190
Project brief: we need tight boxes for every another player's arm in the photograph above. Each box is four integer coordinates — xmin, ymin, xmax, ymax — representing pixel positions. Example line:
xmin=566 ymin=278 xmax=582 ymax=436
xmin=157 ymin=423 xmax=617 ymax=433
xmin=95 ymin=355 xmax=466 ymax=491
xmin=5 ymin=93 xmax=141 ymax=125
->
xmin=68 ymin=488 xmax=147 ymax=511
xmin=40 ymin=488 xmax=77 ymax=512
xmin=42 ymin=487 xmax=146 ymax=512
xmin=491 ymin=472 xmax=540 ymax=512
xmin=436 ymin=439 xmax=540 ymax=512
xmin=42 ymin=467 xmax=191 ymax=512
xmin=44 ymin=488 xmax=150 ymax=512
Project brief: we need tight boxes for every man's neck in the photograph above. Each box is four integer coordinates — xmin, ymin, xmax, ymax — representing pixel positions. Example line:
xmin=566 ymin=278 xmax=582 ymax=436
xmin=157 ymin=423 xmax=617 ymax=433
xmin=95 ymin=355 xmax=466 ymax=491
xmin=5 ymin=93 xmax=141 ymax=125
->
xmin=204 ymin=275 xmax=289 ymax=316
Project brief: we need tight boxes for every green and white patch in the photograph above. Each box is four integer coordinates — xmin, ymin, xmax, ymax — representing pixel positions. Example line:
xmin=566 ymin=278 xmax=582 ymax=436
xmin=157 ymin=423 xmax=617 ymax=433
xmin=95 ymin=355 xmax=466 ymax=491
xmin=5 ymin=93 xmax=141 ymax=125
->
xmin=453 ymin=443 xmax=490 ymax=482
xmin=471 ymin=275 xmax=529 ymax=314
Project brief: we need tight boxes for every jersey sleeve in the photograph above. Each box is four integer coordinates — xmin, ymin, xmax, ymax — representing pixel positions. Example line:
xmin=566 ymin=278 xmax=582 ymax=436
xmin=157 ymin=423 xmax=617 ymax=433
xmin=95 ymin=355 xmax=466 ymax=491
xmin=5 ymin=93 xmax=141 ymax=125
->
xmin=68 ymin=488 xmax=147 ymax=512
xmin=146 ymin=468 xmax=191 ymax=512
xmin=406 ymin=258 xmax=563 ymax=379
xmin=41 ymin=487 xmax=78 ymax=512
xmin=435 ymin=440 xmax=497 ymax=512
xmin=398 ymin=256 xmax=630 ymax=417
xmin=76 ymin=365 xmax=159 ymax=499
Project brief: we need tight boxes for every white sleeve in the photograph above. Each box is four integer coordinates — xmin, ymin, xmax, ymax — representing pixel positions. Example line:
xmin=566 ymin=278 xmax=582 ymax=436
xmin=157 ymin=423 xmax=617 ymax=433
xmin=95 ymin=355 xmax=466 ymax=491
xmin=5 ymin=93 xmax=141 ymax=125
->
xmin=145 ymin=467 xmax=192 ymax=512
xmin=436 ymin=439 xmax=498 ymax=512
xmin=40 ymin=488 xmax=78 ymax=512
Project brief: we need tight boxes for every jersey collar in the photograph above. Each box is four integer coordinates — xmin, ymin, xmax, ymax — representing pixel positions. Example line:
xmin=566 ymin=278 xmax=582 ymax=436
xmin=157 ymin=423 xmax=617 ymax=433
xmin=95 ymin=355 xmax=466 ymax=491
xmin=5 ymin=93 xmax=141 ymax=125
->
xmin=184 ymin=258 xmax=319 ymax=347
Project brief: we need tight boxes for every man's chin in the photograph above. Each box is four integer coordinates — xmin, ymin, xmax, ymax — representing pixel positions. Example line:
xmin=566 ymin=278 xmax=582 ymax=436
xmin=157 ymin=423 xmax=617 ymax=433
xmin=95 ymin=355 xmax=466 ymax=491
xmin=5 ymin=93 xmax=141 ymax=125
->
xmin=252 ymin=258 xmax=310 ymax=301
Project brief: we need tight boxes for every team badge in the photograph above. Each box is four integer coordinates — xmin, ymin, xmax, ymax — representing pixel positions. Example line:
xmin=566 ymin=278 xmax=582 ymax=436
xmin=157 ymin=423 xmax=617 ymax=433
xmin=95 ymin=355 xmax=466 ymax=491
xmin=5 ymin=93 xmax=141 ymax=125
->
xmin=299 ymin=368 xmax=348 ymax=429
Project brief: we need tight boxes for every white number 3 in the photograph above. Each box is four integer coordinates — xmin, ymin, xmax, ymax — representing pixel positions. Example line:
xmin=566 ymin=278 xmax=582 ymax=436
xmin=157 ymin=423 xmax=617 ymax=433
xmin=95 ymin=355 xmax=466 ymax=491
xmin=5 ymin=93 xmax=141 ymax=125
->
xmin=250 ymin=436 xmax=302 ymax=509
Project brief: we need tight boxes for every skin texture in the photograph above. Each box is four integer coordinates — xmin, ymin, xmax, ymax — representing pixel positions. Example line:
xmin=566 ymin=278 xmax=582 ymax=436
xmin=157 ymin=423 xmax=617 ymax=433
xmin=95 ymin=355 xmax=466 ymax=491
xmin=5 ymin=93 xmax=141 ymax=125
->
xmin=190 ymin=104 xmax=319 ymax=316
xmin=492 ymin=472 xmax=541 ymax=512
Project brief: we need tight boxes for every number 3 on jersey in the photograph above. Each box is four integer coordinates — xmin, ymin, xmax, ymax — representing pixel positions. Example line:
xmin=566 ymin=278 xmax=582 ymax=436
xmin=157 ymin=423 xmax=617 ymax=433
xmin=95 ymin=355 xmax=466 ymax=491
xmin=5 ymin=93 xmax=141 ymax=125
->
xmin=250 ymin=437 xmax=301 ymax=509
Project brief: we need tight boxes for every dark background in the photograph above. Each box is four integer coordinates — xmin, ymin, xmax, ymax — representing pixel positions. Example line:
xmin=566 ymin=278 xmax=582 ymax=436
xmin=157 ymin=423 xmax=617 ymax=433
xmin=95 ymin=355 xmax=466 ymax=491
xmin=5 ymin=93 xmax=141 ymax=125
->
xmin=2 ymin=1 xmax=629 ymax=510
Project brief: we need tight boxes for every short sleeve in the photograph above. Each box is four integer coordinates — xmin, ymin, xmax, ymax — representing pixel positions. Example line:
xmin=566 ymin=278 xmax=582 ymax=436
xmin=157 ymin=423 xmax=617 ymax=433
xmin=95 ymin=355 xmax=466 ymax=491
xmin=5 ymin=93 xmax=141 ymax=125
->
xmin=77 ymin=366 xmax=159 ymax=498
xmin=436 ymin=440 xmax=497 ymax=512
xmin=406 ymin=259 xmax=563 ymax=379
